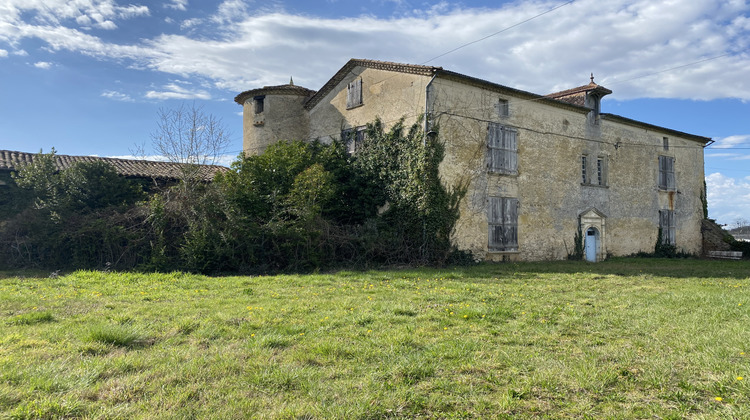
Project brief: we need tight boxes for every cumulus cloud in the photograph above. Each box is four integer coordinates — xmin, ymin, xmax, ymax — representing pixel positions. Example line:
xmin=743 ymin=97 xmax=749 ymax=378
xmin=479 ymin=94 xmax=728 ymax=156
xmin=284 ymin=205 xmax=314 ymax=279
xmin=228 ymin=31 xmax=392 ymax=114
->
xmin=145 ymin=83 xmax=211 ymax=100
xmin=0 ymin=49 xmax=7 ymax=57
xmin=33 ymin=61 xmax=52 ymax=69
xmin=706 ymin=172 xmax=750 ymax=225
xmin=1 ymin=0 xmax=749 ymax=100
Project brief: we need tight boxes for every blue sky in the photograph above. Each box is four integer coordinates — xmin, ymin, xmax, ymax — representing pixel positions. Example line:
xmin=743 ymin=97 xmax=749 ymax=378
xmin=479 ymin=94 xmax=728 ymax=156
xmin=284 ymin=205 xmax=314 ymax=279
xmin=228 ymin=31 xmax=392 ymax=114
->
xmin=1 ymin=0 xmax=749 ymax=226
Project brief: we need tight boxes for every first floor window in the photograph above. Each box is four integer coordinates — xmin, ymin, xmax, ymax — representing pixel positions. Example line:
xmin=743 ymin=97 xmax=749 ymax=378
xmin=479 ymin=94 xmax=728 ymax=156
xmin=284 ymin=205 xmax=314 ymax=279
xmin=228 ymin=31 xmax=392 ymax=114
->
xmin=658 ymin=155 xmax=675 ymax=190
xmin=581 ymin=155 xmax=588 ymax=183
xmin=488 ymin=123 xmax=518 ymax=174
xmin=659 ymin=209 xmax=675 ymax=245
xmin=488 ymin=197 xmax=518 ymax=251
xmin=596 ymin=157 xmax=605 ymax=185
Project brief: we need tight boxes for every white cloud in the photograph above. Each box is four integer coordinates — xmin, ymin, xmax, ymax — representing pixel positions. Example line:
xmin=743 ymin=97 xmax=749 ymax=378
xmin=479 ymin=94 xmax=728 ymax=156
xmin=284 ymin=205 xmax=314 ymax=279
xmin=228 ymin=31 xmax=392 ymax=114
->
xmin=710 ymin=134 xmax=750 ymax=149
xmin=95 ymin=20 xmax=118 ymax=30
xmin=2 ymin=0 xmax=750 ymax=101
xmin=706 ymin=172 xmax=750 ymax=225
xmin=33 ymin=61 xmax=52 ymax=69
xmin=101 ymin=90 xmax=134 ymax=102
xmin=145 ymin=83 xmax=211 ymax=100
xmin=166 ymin=0 xmax=188 ymax=11
xmin=0 ymin=49 xmax=7 ymax=57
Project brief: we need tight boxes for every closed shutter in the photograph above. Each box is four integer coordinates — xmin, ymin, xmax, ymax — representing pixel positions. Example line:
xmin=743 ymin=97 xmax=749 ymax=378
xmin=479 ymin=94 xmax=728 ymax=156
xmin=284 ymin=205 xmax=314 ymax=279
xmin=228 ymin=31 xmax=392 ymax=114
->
xmin=659 ymin=210 xmax=676 ymax=245
xmin=488 ymin=197 xmax=518 ymax=251
xmin=487 ymin=123 xmax=517 ymax=173
xmin=503 ymin=197 xmax=519 ymax=250
xmin=659 ymin=156 xmax=675 ymax=190
xmin=347 ymin=78 xmax=362 ymax=109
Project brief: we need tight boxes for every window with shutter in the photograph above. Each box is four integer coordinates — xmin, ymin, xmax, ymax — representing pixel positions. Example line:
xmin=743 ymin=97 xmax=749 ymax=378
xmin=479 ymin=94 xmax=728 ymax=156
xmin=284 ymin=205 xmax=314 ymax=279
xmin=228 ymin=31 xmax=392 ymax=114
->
xmin=659 ymin=209 xmax=676 ymax=245
xmin=658 ymin=156 xmax=675 ymax=190
xmin=487 ymin=123 xmax=518 ymax=174
xmin=341 ymin=126 xmax=366 ymax=155
xmin=488 ymin=197 xmax=518 ymax=251
xmin=346 ymin=78 xmax=363 ymax=109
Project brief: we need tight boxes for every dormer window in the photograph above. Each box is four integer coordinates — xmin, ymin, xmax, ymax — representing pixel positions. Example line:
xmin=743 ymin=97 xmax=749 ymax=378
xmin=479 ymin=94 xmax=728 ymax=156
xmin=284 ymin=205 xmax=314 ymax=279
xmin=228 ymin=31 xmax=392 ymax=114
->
xmin=347 ymin=78 xmax=363 ymax=109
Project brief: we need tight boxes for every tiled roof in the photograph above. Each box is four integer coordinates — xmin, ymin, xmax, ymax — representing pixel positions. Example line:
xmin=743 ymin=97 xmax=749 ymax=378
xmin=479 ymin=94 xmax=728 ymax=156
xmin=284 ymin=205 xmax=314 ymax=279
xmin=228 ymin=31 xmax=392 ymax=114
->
xmin=303 ymin=59 xmax=442 ymax=110
xmin=546 ymin=81 xmax=613 ymax=107
xmin=234 ymin=83 xmax=316 ymax=105
xmin=0 ymin=150 xmax=228 ymax=182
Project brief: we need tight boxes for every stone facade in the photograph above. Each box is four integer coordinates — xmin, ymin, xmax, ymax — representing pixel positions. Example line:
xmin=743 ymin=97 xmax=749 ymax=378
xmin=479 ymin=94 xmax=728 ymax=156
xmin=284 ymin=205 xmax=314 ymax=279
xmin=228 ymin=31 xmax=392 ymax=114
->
xmin=235 ymin=59 xmax=711 ymax=261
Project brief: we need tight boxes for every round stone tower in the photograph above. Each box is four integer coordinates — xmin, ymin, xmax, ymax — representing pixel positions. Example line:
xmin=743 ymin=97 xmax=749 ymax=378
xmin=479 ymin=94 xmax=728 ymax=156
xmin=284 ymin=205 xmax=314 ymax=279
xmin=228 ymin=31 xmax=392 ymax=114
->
xmin=234 ymin=81 xmax=316 ymax=156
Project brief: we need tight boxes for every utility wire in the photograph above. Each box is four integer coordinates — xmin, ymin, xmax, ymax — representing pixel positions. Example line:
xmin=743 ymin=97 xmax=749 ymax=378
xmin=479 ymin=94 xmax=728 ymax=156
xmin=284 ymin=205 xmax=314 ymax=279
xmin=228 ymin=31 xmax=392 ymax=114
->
xmin=419 ymin=1 xmax=575 ymax=65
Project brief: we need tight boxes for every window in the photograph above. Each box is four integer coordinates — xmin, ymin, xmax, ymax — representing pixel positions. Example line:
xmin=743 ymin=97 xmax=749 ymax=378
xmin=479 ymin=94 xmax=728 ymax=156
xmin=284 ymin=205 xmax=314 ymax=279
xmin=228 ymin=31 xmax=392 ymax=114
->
xmin=496 ymin=99 xmax=509 ymax=117
xmin=341 ymin=126 xmax=366 ymax=154
xmin=658 ymin=156 xmax=675 ymax=190
xmin=663 ymin=137 xmax=669 ymax=151
xmin=596 ymin=157 xmax=605 ymax=185
xmin=581 ymin=155 xmax=588 ymax=184
xmin=253 ymin=95 xmax=265 ymax=114
xmin=346 ymin=78 xmax=363 ymax=109
xmin=659 ymin=209 xmax=675 ymax=245
xmin=488 ymin=197 xmax=518 ymax=251
xmin=487 ymin=123 xmax=518 ymax=174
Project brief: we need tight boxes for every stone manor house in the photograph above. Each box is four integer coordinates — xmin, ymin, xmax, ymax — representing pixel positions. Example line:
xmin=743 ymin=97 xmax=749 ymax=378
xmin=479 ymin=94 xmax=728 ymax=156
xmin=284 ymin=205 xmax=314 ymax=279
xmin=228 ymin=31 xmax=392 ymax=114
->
xmin=234 ymin=59 xmax=711 ymax=261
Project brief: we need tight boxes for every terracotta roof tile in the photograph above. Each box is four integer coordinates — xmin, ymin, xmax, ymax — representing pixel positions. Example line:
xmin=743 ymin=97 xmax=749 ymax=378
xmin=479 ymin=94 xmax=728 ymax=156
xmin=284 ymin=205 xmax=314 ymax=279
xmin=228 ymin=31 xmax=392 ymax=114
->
xmin=234 ymin=84 xmax=316 ymax=105
xmin=0 ymin=150 xmax=228 ymax=181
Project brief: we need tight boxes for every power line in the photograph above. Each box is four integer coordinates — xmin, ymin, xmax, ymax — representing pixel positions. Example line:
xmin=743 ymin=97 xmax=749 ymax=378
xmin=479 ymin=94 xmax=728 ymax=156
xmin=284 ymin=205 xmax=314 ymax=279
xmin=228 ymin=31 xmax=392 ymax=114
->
xmin=419 ymin=1 xmax=575 ymax=65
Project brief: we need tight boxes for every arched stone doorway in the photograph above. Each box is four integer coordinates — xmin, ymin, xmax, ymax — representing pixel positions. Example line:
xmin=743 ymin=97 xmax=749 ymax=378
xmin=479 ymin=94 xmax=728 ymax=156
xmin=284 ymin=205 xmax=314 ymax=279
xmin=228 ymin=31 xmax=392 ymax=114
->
xmin=579 ymin=208 xmax=606 ymax=262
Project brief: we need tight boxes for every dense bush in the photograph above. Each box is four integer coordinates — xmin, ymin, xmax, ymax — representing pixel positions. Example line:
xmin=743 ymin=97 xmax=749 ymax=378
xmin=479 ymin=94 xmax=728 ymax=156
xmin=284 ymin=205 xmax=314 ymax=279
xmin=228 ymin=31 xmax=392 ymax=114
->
xmin=0 ymin=152 xmax=148 ymax=270
xmin=0 ymin=118 xmax=468 ymax=273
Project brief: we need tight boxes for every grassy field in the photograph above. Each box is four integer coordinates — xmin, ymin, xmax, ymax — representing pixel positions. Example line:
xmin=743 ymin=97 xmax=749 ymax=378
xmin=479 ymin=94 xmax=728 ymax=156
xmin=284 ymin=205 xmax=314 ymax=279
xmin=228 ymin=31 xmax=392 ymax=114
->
xmin=1 ymin=259 xmax=749 ymax=419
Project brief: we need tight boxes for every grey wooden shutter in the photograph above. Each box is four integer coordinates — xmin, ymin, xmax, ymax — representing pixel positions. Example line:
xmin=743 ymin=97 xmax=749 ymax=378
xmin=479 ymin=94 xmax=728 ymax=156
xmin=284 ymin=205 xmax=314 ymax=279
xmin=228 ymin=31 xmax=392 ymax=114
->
xmin=666 ymin=157 xmax=675 ymax=190
xmin=503 ymin=198 xmax=519 ymax=250
xmin=504 ymin=128 xmax=517 ymax=172
xmin=347 ymin=78 xmax=362 ymax=108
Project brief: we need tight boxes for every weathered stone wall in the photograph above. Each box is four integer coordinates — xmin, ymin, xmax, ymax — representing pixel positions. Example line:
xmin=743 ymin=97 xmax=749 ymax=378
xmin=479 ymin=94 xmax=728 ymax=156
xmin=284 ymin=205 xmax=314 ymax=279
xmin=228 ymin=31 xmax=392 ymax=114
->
xmin=429 ymin=76 xmax=706 ymax=260
xmin=307 ymin=66 xmax=429 ymax=141
xmin=243 ymin=94 xmax=310 ymax=155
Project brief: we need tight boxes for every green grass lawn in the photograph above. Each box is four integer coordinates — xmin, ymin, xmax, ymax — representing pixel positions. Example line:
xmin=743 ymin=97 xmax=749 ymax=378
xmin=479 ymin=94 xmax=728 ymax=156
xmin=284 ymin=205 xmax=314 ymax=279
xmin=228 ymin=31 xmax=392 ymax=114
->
xmin=1 ymin=259 xmax=749 ymax=419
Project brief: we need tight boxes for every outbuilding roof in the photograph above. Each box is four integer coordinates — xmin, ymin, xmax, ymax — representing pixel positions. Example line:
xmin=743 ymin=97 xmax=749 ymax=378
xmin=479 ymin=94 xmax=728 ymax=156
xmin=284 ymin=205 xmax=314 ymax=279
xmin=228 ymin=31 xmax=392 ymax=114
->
xmin=0 ymin=150 xmax=228 ymax=182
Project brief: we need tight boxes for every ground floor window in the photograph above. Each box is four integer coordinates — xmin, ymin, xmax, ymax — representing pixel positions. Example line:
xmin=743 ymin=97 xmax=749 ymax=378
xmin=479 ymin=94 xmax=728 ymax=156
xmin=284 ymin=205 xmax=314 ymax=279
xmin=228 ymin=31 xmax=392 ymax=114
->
xmin=488 ymin=197 xmax=518 ymax=251
xmin=659 ymin=209 xmax=675 ymax=245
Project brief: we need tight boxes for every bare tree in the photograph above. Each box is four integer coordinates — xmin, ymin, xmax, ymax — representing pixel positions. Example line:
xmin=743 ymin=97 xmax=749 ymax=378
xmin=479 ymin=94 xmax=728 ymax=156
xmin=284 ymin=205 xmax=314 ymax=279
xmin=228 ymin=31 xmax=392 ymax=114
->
xmin=150 ymin=102 xmax=231 ymax=185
